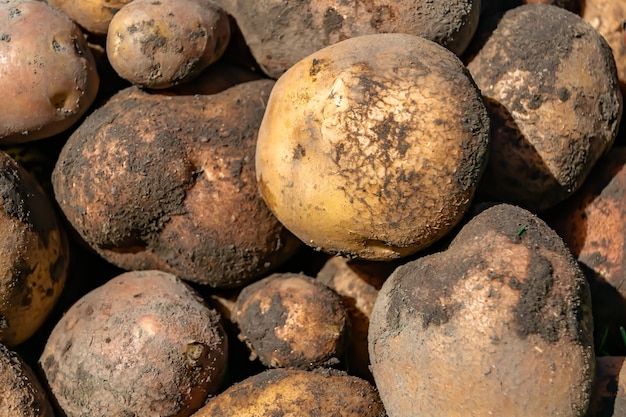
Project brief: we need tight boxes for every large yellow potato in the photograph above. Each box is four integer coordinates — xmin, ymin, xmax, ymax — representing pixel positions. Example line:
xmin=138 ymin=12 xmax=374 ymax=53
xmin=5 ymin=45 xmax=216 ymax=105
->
xmin=256 ymin=33 xmax=490 ymax=260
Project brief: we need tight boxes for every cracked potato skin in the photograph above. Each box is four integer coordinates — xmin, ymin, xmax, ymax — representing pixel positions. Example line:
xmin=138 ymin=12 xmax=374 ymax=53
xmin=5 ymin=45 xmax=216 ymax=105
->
xmin=256 ymin=33 xmax=490 ymax=260
xmin=368 ymin=204 xmax=595 ymax=417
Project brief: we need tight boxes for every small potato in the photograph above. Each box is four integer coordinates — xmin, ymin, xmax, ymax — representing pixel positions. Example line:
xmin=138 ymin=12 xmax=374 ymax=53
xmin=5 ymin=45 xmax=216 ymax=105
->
xmin=0 ymin=151 xmax=69 ymax=347
xmin=46 ymin=0 xmax=132 ymax=35
xmin=39 ymin=270 xmax=229 ymax=417
xmin=369 ymin=203 xmax=595 ymax=417
xmin=467 ymin=4 xmax=622 ymax=212
xmin=234 ymin=272 xmax=349 ymax=370
xmin=0 ymin=343 xmax=54 ymax=417
xmin=256 ymin=33 xmax=490 ymax=260
xmin=191 ymin=368 xmax=386 ymax=417
xmin=106 ymin=0 xmax=231 ymax=88
xmin=215 ymin=0 xmax=481 ymax=78
xmin=0 ymin=0 xmax=99 ymax=144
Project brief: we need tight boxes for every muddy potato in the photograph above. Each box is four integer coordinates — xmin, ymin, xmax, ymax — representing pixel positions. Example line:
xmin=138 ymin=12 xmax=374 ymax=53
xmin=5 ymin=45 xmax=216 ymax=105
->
xmin=256 ymin=33 xmax=490 ymax=260
xmin=106 ymin=0 xmax=231 ymax=88
xmin=467 ymin=4 xmax=622 ymax=212
xmin=39 ymin=270 xmax=228 ymax=417
xmin=46 ymin=0 xmax=132 ymax=35
xmin=215 ymin=0 xmax=480 ymax=78
xmin=234 ymin=272 xmax=349 ymax=369
xmin=0 ymin=343 xmax=54 ymax=417
xmin=369 ymin=203 xmax=595 ymax=417
xmin=0 ymin=151 xmax=69 ymax=347
xmin=0 ymin=0 xmax=99 ymax=144
xmin=52 ymin=79 xmax=301 ymax=288
xmin=191 ymin=368 xmax=386 ymax=417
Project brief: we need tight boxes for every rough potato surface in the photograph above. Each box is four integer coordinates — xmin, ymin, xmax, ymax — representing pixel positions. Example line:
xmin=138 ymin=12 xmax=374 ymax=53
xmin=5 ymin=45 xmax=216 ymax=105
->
xmin=256 ymin=33 xmax=490 ymax=260
xmin=39 ymin=270 xmax=228 ymax=417
xmin=369 ymin=203 xmax=595 ymax=417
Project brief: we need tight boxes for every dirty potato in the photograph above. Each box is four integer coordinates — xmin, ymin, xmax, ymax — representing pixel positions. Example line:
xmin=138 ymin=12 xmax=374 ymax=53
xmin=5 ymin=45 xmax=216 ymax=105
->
xmin=369 ymin=203 xmax=595 ymax=417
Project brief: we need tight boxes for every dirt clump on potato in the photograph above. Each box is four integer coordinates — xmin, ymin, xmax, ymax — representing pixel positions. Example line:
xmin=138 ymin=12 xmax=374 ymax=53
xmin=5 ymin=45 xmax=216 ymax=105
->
xmin=39 ymin=270 xmax=228 ymax=417
xmin=468 ymin=4 xmax=622 ymax=212
xmin=0 ymin=343 xmax=54 ymax=417
xmin=191 ymin=368 xmax=386 ymax=417
xmin=234 ymin=272 xmax=349 ymax=370
xmin=52 ymin=79 xmax=301 ymax=288
xmin=369 ymin=203 xmax=594 ymax=417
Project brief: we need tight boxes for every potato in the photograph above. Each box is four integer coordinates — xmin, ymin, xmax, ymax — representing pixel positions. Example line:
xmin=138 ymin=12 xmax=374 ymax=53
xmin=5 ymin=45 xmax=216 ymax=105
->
xmin=0 ymin=151 xmax=69 ymax=347
xmin=190 ymin=368 xmax=386 ymax=417
xmin=215 ymin=0 xmax=480 ymax=78
xmin=581 ymin=0 xmax=626 ymax=94
xmin=317 ymin=256 xmax=394 ymax=381
xmin=233 ymin=272 xmax=349 ymax=370
xmin=52 ymin=79 xmax=301 ymax=288
xmin=368 ymin=203 xmax=595 ymax=417
xmin=587 ymin=356 xmax=626 ymax=417
xmin=39 ymin=270 xmax=229 ymax=417
xmin=0 ymin=343 xmax=54 ymax=417
xmin=256 ymin=33 xmax=490 ymax=260
xmin=467 ymin=4 xmax=623 ymax=212
xmin=0 ymin=0 xmax=99 ymax=144
xmin=45 ymin=0 xmax=132 ymax=35
xmin=106 ymin=0 xmax=231 ymax=88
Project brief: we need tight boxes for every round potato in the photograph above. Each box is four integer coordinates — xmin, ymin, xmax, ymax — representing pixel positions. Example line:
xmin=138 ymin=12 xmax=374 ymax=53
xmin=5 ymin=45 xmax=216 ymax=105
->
xmin=0 ymin=151 xmax=69 ymax=347
xmin=256 ymin=33 xmax=490 ymax=260
xmin=467 ymin=4 xmax=622 ymax=212
xmin=0 ymin=0 xmax=99 ymax=144
xmin=45 ymin=0 xmax=132 ymax=35
xmin=106 ymin=0 xmax=231 ymax=88
xmin=369 ymin=203 xmax=595 ymax=417
xmin=39 ymin=270 xmax=229 ymax=417
xmin=191 ymin=368 xmax=386 ymax=417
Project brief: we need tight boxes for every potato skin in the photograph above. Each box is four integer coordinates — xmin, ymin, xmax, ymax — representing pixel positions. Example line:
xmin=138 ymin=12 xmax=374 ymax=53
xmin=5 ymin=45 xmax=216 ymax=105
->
xmin=0 ymin=343 xmax=54 ymax=417
xmin=0 ymin=151 xmax=69 ymax=347
xmin=52 ymin=80 xmax=301 ymax=288
xmin=0 ymin=0 xmax=99 ymax=143
xmin=106 ymin=0 xmax=231 ymax=88
xmin=191 ymin=368 xmax=386 ymax=417
xmin=46 ymin=0 xmax=132 ymax=35
xmin=39 ymin=270 xmax=229 ymax=417
xmin=256 ymin=33 xmax=490 ymax=260
xmin=216 ymin=0 xmax=481 ymax=78
xmin=369 ymin=203 xmax=594 ymax=417
xmin=468 ymin=4 xmax=622 ymax=212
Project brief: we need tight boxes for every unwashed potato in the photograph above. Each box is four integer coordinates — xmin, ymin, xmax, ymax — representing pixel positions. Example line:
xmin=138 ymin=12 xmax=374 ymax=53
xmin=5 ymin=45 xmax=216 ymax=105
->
xmin=52 ymin=79 xmax=301 ymax=288
xmin=467 ymin=4 xmax=623 ymax=212
xmin=0 ymin=151 xmax=69 ymax=347
xmin=45 ymin=0 xmax=132 ymax=35
xmin=0 ymin=0 xmax=99 ymax=144
xmin=39 ymin=270 xmax=229 ymax=417
xmin=581 ymin=0 xmax=626 ymax=95
xmin=215 ymin=0 xmax=481 ymax=78
xmin=106 ymin=0 xmax=231 ymax=88
xmin=190 ymin=368 xmax=386 ymax=417
xmin=587 ymin=356 xmax=626 ymax=417
xmin=369 ymin=203 xmax=595 ymax=417
xmin=234 ymin=272 xmax=349 ymax=370
xmin=0 ymin=343 xmax=54 ymax=417
xmin=256 ymin=33 xmax=490 ymax=260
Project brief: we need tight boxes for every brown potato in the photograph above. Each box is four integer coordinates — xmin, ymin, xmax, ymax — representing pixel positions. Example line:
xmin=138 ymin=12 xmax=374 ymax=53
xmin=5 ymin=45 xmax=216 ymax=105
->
xmin=234 ymin=272 xmax=349 ymax=370
xmin=45 ymin=0 xmax=132 ymax=35
xmin=587 ymin=356 xmax=626 ymax=417
xmin=191 ymin=368 xmax=386 ymax=417
xmin=52 ymin=79 xmax=301 ymax=288
xmin=0 ymin=0 xmax=99 ymax=144
xmin=0 ymin=151 xmax=69 ymax=347
xmin=256 ymin=33 xmax=490 ymax=260
xmin=467 ymin=4 xmax=623 ymax=212
xmin=215 ymin=0 xmax=481 ymax=78
xmin=39 ymin=270 xmax=229 ymax=417
xmin=369 ymin=203 xmax=595 ymax=417
xmin=106 ymin=0 xmax=231 ymax=88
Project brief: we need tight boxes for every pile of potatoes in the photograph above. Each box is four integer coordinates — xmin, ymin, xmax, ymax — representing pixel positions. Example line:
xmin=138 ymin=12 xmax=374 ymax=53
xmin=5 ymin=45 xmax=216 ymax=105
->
xmin=1 ymin=0 xmax=626 ymax=416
